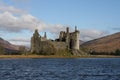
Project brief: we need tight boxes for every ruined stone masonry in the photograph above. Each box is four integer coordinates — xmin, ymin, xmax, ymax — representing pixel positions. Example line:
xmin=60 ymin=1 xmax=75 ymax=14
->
xmin=59 ymin=26 xmax=80 ymax=50
xmin=30 ymin=26 xmax=84 ymax=55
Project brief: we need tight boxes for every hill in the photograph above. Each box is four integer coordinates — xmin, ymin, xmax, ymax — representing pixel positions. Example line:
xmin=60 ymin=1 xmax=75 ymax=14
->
xmin=0 ymin=37 xmax=20 ymax=54
xmin=81 ymin=32 xmax=120 ymax=53
xmin=80 ymin=40 xmax=85 ymax=45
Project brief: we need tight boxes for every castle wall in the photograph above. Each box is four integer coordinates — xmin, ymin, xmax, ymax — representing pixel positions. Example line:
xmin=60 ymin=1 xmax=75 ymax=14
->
xmin=51 ymin=42 xmax=67 ymax=51
xmin=39 ymin=41 xmax=56 ymax=55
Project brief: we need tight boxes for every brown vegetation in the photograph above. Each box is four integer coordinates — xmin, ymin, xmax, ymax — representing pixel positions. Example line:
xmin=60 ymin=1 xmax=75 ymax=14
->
xmin=81 ymin=32 xmax=120 ymax=54
xmin=0 ymin=54 xmax=119 ymax=59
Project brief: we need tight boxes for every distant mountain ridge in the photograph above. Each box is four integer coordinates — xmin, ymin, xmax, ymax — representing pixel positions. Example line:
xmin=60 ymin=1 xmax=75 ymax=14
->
xmin=0 ymin=37 xmax=19 ymax=52
xmin=81 ymin=32 xmax=120 ymax=53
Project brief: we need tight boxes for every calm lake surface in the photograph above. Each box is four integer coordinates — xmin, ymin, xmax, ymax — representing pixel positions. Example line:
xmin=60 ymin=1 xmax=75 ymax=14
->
xmin=0 ymin=58 xmax=120 ymax=80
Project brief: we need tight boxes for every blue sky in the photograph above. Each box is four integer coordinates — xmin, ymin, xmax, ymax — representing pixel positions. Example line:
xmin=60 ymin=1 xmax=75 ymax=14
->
xmin=0 ymin=0 xmax=120 ymax=46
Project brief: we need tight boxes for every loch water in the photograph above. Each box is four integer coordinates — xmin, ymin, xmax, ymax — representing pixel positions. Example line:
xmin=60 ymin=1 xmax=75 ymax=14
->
xmin=0 ymin=58 xmax=120 ymax=80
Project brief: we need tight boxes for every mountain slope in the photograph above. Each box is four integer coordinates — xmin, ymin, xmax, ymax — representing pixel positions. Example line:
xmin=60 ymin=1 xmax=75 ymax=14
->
xmin=80 ymin=40 xmax=85 ymax=45
xmin=81 ymin=32 xmax=120 ymax=53
xmin=0 ymin=37 xmax=19 ymax=52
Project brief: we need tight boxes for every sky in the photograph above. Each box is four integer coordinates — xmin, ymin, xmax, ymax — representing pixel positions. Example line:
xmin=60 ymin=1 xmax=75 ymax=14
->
xmin=0 ymin=0 xmax=120 ymax=46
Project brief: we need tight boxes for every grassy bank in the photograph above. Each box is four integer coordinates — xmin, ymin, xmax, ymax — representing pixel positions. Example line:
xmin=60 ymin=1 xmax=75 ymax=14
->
xmin=0 ymin=55 xmax=120 ymax=59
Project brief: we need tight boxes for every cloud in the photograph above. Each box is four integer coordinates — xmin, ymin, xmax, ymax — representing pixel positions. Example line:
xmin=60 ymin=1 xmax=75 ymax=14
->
xmin=0 ymin=4 xmax=66 ymax=33
xmin=0 ymin=11 xmax=108 ymax=43
xmin=44 ymin=24 xmax=66 ymax=33
xmin=9 ymin=37 xmax=30 ymax=46
xmin=80 ymin=29 xmax=109 ymax=41
xmin=0 ymin=6 xmax=26 ymax=14
xmin=0 ymin=12 xmax=38 ymax=32
xmin=9 ymin=37 xmax=30 ymax=42
xmin=0 ymin=1 xmax=67 ymax=36
xmin=0 ymin=11 xmax=66 ymax=33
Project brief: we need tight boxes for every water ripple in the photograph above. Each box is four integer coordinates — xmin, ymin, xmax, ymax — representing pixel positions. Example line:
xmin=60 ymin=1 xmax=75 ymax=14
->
xmin=0 ymin=58 xmax=120 ymax=80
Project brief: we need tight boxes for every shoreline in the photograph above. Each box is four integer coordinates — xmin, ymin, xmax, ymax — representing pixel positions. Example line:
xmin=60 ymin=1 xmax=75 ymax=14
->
xmin=0 ymin=55 xmax=120 ymax=59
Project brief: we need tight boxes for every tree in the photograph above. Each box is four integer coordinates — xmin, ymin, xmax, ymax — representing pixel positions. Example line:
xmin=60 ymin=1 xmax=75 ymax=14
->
xmin=19 ymin=46 xmax=26 ymax=55
xmin=0 ymin=45 xmax=5 ymax=54
xmin=115 ymin=49 xmax=120 ymax=55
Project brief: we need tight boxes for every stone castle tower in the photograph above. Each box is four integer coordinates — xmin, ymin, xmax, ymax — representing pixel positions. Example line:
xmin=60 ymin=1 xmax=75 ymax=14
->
xmin=31 ymin=29 xmax=47 ymax=53
xmin=59 ymin=26 xmax=80 ymax=50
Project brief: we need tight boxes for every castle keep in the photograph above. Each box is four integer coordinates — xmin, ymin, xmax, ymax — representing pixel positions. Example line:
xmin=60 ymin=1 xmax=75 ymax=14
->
xmin=31 ymin=27 xmax=81 ymax=55
xmin=59 ymin=26 xmax=80 ymax=50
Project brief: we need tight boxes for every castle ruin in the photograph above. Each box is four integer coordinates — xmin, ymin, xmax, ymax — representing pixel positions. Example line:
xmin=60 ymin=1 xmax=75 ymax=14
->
xmin=58 ymin=26 xmax=80 ymax=50
xmin=30 ymin=26 xmax=83 ymax=55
